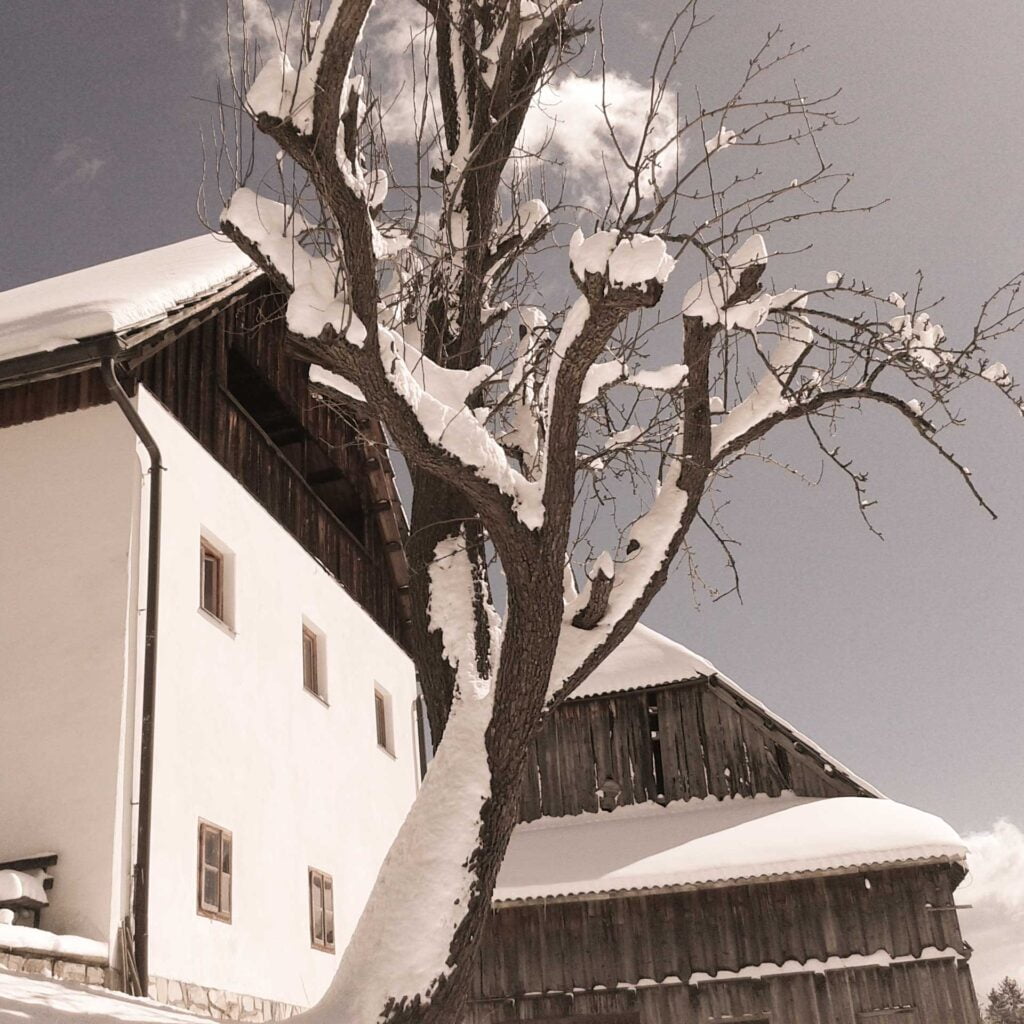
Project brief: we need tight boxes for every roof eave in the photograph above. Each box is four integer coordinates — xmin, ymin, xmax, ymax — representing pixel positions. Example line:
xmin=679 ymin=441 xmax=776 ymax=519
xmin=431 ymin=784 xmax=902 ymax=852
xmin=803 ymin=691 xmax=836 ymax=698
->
xmin=0 ymin=267 xmax=262 ymax=389
xmin=491 ymin=853 xmax=968 ymax=908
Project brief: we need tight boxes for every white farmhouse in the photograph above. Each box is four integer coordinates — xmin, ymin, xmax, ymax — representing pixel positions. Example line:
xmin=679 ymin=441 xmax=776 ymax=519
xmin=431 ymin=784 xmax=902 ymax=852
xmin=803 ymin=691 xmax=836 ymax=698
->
xmin=0 ymin=234 xmax=422 ymax=1019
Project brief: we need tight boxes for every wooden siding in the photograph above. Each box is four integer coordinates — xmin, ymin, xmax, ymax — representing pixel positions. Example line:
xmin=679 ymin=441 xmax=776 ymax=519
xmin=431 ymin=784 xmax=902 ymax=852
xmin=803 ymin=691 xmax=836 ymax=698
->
xmin=0 ymin=367 xmax=110 ymax=428
xmin=519 ymin=678 xmax=860 ymax=823
xmin=467 ymin=959 xmax=981 ymax=1024
xmin=474 ymin=864 xmax=966 ymax=999
xmin=135 ymin=285 xmax=404 ymax=641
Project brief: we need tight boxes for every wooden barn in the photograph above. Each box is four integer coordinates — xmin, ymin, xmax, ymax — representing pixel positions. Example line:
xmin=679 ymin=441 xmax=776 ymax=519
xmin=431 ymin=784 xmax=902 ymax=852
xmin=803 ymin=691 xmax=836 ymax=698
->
xmin=469 ymin=626 xmax=983 ymax=1024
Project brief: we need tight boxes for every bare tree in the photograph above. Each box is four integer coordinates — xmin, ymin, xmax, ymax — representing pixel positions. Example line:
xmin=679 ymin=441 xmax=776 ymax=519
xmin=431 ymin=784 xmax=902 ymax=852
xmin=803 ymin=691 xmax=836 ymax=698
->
xmin=208 ymin=2 xmax=1024 ymax=1021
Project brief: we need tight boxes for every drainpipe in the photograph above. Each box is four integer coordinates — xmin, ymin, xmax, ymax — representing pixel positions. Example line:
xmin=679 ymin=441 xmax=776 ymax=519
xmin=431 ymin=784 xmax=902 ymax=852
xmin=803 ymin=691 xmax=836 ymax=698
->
xmin=101 ymin=359 xmax=160 ymax=992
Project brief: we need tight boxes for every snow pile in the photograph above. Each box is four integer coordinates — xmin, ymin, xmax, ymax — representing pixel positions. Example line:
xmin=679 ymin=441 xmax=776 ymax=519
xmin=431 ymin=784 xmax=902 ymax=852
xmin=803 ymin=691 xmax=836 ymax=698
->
xmin=580 ymin=360 xmax=626 ymax=404
xmin=681 ymin=235 xmax=770 ymax=329
xmin=888 ymin=311 xmax=948 ymax=372
xmin=309 ymin=364 xmax=365 ymax=404
xmin=688 ymin=945 xmax=962 ymax=985
xmin=494 ymin=794 xmax=966 ymax=901
xmin=982 ymin=361 xmax=1014 ymax=387
xmin=0 ymin=967 xmax=207 ymax=1022
xmin=0 ymin=923 xmax=107 ymax=960
xmin=629 ymin=363 xmax=688 ymax=391
xmin=570 ymin=229 xmax=675 ymax=290
xmin=244 ymin=3 xmax=342 ymax=137
xmin=0 ymin=869 xmax=48 ymax=905
xmin=0 ymin=235 xmax=253 ymax=361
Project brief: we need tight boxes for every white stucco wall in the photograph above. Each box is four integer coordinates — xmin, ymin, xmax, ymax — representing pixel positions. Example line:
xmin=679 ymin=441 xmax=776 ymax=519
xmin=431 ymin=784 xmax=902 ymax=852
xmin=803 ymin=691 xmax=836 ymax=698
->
xmin=138 ymin=388 xmax=419 ymax=1008
xmin=0 ymin=403 xmax=141 ymax=946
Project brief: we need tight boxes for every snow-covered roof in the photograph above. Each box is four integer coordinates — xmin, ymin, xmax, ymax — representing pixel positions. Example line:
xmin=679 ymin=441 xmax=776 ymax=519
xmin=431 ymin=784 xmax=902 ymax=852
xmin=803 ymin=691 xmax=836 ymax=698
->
xmin=0 ymin=234 xmax=254 ymax=363
xmin=570 ymin=623 xmax=883 ymax=798
xmin=570 ymin=623 xmax=716 ymax=699
xmin=493 ymin=794 xmax=967 ymax=904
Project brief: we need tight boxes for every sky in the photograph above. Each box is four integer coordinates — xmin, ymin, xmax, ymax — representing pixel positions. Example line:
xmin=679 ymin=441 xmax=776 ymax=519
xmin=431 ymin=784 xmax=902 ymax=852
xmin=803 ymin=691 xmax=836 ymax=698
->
xmin=1 ymin=0 xmax=1022 ymax=996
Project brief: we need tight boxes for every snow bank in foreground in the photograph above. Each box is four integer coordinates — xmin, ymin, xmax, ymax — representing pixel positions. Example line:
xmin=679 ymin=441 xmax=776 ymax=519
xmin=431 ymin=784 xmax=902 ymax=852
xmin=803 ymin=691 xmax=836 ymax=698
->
xmin=0 ymin=924 xmax=107 ymax=960
xmin=0 ymin=235 xmax=253 ymax=361
xmin=494 ymin=794 xmax=966 ymax=902
xmin=0 ymin=968 xmax=208 ymax=1022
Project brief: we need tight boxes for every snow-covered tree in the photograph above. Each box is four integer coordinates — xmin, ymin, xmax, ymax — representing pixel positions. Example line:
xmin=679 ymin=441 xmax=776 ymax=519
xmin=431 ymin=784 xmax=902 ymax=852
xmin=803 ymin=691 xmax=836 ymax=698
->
xmin=207 ymin=2 xmax=1024 ymax=1021
xmin=985 ymin=978 xmax=1024 ymax=1024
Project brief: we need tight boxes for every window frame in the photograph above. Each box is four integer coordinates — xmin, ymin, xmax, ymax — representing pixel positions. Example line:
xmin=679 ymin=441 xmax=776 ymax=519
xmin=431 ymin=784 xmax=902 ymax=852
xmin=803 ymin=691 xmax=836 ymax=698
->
xmin=199 ymin=540 xmax=225 ymax=622
xmin=196 ymin=820 xmax=232 ymax=923
xmin=308 ymin=867 xmax=335 ymax=953
xmin=301 ymin=624 xmax=326 ymax=702
xmin=374 ymin=686 xmax=394 ymax=755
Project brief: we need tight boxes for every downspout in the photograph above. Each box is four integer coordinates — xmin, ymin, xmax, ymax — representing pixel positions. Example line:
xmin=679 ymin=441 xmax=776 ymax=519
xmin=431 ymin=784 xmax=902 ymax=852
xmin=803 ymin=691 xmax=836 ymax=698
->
xmin=101 ymin=359 xmax=160 ymax=992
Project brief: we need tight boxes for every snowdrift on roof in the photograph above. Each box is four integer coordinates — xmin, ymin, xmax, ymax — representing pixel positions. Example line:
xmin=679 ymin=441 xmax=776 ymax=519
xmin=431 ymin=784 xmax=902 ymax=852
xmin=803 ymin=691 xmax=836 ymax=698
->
xmin=0 ymin=234 xmax=253 ymax=361
xmin=494 ymin=794 xmax=967 ymax=902
xmin=569 ymin=623 xmax=716 ymax=699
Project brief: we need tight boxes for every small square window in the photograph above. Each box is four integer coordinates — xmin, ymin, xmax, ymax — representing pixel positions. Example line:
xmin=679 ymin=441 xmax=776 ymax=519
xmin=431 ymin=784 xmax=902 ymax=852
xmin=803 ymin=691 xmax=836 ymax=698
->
xmin=197 ymin=821 xmax=232 ymax=922
xmin=200 ymin=542 xmax=224 ymax=621
xmin=302 ymin=625 xmax=325 ymax=700
xmin=309 ymin=868 xmax=335 ymax=952
xmin=374 ymin=687 xmax=394 ymax=755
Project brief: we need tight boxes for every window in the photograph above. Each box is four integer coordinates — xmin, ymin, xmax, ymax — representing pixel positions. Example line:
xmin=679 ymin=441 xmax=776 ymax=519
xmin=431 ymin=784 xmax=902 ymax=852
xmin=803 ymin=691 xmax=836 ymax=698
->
xmin=308 ymin=868 xmax=335 ymax=952
xmin=374 ymin=687 xmax=393 ymax=754
xmin=302 ymin=625 xmax=325 ymax=700
xmin=199 ymin=541 xmax=225 ymax=621
xmin=197 ymin=821 xmax=232 ymax=922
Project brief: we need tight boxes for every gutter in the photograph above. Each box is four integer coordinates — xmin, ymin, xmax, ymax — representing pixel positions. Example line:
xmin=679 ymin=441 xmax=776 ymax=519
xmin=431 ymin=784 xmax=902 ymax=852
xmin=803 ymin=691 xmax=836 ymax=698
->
xmin=101 ymin=359 xmax=160 ymax=991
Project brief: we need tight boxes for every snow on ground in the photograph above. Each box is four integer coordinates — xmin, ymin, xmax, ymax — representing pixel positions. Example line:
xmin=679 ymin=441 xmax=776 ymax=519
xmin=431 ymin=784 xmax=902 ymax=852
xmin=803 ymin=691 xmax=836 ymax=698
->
xmin=494 ymin=794 xmax=966 ymax=902
xmin=0 ymin=968 xmax=210 ymax=1023
xmin=0 ymin=235 xmax=253 ymax=361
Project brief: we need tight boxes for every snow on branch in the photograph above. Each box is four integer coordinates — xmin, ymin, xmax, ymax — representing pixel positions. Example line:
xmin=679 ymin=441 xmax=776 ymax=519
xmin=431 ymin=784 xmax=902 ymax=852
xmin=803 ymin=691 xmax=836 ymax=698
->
xmin=221 ymin=187 xmax=368 ymax=344
xmin=712 ymin=310 xmax=814 ymax=457
xmin=379 ymin=326 xmax=545 ymax=528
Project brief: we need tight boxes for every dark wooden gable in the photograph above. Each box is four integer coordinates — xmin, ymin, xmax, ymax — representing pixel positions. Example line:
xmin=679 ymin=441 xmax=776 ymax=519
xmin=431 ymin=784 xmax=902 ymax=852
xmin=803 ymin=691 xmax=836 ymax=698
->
xmin=133 ymin=281 xmax=408 ymax=642
xmin=518 ymin=676 xmax=867 ymax=823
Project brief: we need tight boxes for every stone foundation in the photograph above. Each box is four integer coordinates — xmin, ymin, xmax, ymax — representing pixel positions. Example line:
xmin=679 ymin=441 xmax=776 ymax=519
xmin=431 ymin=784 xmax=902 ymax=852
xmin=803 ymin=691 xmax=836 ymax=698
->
xmin=149 ymin=975 xmax=304 ymax=1022
xmin=0 ymin=946 xmax=117 ymax=988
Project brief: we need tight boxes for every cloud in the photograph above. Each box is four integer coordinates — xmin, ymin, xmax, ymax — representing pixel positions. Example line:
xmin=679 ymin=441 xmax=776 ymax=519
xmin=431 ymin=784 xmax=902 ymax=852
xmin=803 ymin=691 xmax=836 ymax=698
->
xmin=959 ymin=820 xmax=1024 ymax=998
xmin=518 ymin=71 xmax=679 ymax=201
xmin=50 ymin=140 xmax=107 ymax=191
